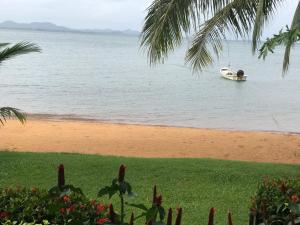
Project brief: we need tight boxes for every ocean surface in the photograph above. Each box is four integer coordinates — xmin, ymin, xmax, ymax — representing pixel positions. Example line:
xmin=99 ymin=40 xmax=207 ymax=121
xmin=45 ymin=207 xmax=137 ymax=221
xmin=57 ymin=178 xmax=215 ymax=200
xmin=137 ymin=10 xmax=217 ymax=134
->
xmin=1 ymin=29 xmax=300 ymax=132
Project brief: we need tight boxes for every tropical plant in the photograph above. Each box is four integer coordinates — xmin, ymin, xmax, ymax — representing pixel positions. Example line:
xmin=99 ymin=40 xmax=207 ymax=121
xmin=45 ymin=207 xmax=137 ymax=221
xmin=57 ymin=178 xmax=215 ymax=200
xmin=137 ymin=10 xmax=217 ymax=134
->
xmin=141 ymin=0 xmax=300 ymax=74
xmin=250 ymin=178 xmax=300 ymax=225
xmin=0 ymin=42 xmax=41 ymax=125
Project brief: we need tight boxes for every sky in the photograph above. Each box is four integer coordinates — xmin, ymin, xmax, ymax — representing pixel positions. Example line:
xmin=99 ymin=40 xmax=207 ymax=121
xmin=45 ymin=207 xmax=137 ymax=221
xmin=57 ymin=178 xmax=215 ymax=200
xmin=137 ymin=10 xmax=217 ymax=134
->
xmin=0 ymin=0 xmax=298 ymax=35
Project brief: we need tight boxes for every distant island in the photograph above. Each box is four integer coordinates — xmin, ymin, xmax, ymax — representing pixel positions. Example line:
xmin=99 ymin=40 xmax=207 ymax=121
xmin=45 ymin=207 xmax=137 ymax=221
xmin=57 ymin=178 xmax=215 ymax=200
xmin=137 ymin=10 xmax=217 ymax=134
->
xmin=0 ymin=21 xmax=140 ymax=36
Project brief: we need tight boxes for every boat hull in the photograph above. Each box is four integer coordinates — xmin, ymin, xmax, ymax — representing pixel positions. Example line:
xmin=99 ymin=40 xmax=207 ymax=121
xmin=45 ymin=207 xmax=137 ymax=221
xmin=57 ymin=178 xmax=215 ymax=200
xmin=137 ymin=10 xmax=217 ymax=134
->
xmin=220 ymin=68 xmax=247 ymax=81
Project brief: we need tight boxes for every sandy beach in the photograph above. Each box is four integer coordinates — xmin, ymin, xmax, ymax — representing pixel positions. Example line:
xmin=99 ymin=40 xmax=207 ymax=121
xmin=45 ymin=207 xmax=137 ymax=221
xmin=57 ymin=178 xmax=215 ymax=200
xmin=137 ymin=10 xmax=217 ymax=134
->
xmin=1 ymin=117 xmax=300 ymax=164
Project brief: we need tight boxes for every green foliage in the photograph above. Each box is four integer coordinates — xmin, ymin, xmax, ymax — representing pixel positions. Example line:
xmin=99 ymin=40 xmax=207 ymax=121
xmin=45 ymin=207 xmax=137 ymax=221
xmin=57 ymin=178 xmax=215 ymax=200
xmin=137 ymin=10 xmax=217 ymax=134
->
xmin=0 ymin=42 xmax=40 ymax=125
xmin=251 ymin=178 xmax=300 ymax=225
xmin=1 ymin=152 xmax=300 ymax=225
xmin=0 ymin=162 xmax=182 ymax=225
xmin=0 ymin=186 xmax=110 ymax=225
xmin=141 ymin=0 xmax=299 ymax=74
xmin=0 ymin=107 xmax=26 ymax=125
xmin=259 ymin=26 xmax=300 ymax=73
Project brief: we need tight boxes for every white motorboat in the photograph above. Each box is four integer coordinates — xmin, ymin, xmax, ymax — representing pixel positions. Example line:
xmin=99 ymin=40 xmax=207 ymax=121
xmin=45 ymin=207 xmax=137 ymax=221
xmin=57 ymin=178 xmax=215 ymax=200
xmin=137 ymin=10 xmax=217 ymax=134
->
xmin=220 ymin=67 xmax=247 ymax=81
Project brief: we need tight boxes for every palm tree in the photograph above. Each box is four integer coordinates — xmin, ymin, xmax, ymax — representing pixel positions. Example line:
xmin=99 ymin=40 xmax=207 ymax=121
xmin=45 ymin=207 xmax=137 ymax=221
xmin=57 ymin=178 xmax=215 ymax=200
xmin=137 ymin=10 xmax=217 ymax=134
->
xmin=0 ymin=42 xmax=41 ymax=125
xmin=141 ymin=0 xmax=300 ymax=74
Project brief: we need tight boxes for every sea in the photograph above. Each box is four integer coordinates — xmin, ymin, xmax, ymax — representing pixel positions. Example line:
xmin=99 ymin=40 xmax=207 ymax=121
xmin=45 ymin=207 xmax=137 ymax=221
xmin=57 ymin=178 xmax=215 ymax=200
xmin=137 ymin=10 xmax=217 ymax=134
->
xmin=1 ymin=28 xmax=300 ymax=132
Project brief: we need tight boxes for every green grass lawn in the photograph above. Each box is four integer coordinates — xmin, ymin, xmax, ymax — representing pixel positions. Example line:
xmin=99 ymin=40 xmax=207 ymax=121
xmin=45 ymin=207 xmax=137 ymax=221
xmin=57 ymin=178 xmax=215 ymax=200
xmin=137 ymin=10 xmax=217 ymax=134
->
xmin=0 ymin=151 xmax=300 ymax=225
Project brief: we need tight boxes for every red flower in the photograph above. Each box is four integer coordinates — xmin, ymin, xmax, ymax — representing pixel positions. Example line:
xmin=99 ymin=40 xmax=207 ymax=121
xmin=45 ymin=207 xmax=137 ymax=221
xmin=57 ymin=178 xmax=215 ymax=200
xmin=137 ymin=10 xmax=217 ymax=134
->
xmin=96 ymin=218 xmax=110 ymax=225
xmin=154 ymin=195 xmax=163 ymax=206
xmin=67 ymin=204 xmax=76 ymax=213
xmin=80 ymin=204 xmax=86 ymax=209
xmin=58 ymin=164 xmax=65 ymax=188
xmin=291 ymin=194 xmax=299 ymax=203
xmin=63 ymin=195 xmax=70 ymax=202
xmin=0 ymin=211 xmax=9 ymax=219
xmin=60 ymin=208 xmax=66 ymax=215
xmin=96 ymin=204 xmax=106 ymax=214
xmin=118 ymin=165 xmax=126 ymax=183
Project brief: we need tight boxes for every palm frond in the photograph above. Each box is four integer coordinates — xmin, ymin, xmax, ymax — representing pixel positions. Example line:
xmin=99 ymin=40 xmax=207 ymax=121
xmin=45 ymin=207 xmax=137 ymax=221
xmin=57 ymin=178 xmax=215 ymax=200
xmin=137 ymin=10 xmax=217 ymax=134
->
xmin=282 ymin=1 xmax=300 ymax=73
xmin=252 ymin=0 xmax=284 ymax=52
xmin=0 ymin=107 xmax=26 ymax=125
xmin=140 ymin=0 xmax=231 ymax=65
xmin=0 ymin=43 xmax=10 ymax=49
xmin=0 ymin=42 xmax=41 ymax=64
xmin=186 ymin=0 xmax=259 ymax=71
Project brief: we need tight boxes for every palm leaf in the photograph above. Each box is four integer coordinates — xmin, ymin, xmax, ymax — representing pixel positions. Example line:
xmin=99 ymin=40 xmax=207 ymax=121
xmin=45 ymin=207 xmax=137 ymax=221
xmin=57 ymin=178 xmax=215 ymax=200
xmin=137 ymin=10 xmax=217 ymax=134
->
xmin=0 ymin=42 xmax=41 ymax=64
xmin=186 ymin=0 xmax=259 ymax=71
xmin=282 ymin=1 xmax=300 ymax=73
xmin=0 ymin=43 xmax=10 ymax=49
xmin=252 ymin=0 xmax=284 ymax=52
xmin=140 ymin=0 xmax=232 ymax=65
xmin=0 ymin=107 xmax=26 ymax=125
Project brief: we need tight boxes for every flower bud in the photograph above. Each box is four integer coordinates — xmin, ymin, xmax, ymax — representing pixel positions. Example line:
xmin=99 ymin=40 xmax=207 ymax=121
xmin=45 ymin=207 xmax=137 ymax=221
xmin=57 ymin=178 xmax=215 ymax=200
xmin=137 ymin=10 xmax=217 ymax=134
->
xmin=207 ymin=208 xmax=215 ymax=225
xmin=118 ymin=165 xmax=126 ymax=183
xmin=58 ymin=164 xmax=65 ymax=188
xmin=129 ymin=212 xmax=134 ymax=225
xmin=167 ymin=208 xmax=173 ymax=225
xmin=152 ymin=185 xmax=157 ymax=204
xmin=175 ymin=208 xmax=182 ymax=225
xmin=109 ymin=204 xmax=115 ymax=223
xmin=228 ymin=211 xmax=233 ymax=225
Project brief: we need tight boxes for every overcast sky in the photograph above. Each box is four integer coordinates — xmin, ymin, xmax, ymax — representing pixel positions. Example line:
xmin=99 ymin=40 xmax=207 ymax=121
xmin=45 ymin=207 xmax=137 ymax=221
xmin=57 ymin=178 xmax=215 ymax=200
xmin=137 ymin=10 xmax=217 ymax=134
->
xmin=0 ymin=0 xmax=298 ymax=35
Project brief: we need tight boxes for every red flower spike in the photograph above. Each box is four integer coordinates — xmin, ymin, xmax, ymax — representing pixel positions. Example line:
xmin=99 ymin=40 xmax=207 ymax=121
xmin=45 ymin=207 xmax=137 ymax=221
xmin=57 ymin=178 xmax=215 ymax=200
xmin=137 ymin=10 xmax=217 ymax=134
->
xmin=129 ymin=212 xmax=134 ymax=225
xmin=228 ymin=211 xmax=233 ymax=225
xmin=175 ymin=208 xmax=182 ymax=225
xmin=58 ymin=164 xmax=65 ymax=188
xmin=152 ymin=185 xmax=157 ymax=204
xmin=167 ymin=208 xmax=173 ymax=225
xmin=109 ymin=204 xmax=115 ymax=223
xmin=155 ymin=195 xmax=163 ymax=206
xmin=118 ymin=164 xmax=126 ymax=183
xmin=207 ymin=208 xmax=216 ymax=225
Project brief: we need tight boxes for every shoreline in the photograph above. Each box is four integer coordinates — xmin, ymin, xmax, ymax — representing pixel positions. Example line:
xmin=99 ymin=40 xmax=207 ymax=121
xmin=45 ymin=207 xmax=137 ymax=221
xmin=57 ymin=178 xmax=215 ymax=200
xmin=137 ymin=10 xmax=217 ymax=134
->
xmin=27 ymin=113 xmax=300 ymax=136
xmin=1 ymin=117 xmax=300 ymax=164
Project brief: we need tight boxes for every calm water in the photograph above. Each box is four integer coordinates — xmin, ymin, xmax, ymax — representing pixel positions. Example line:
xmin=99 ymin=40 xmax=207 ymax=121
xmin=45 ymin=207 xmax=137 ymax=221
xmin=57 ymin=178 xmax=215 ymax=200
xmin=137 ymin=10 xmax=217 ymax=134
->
xmin=1 ymin=29 xmax=300 ymax=132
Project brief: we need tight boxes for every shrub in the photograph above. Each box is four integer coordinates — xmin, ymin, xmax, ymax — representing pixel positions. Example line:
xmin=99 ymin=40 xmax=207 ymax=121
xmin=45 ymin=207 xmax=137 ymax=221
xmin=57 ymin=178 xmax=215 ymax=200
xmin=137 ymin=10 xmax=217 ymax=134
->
xmin=250 ymin=178 xmax=300 ymax=225
xmin=0 ymin=164 xmax=182 ymax=225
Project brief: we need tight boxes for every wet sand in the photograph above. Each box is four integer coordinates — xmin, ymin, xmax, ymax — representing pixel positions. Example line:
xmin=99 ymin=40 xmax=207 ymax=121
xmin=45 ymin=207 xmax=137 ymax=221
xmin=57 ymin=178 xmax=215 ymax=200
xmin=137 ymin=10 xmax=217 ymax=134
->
xmin=1 ymin=118 xmax=300 ymax=164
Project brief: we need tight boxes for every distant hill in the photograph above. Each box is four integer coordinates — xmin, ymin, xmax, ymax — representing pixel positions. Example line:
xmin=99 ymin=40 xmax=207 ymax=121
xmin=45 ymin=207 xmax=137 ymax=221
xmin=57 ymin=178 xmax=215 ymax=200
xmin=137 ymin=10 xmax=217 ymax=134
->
xmin=0 ymin=21 xmax=140 ymax=36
